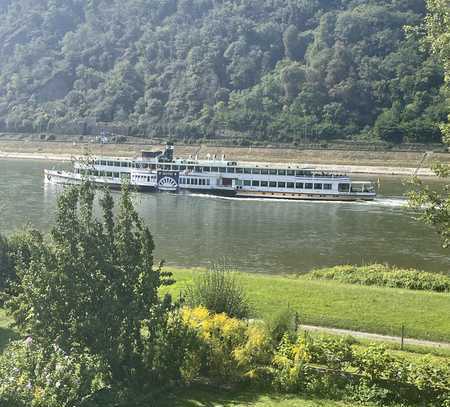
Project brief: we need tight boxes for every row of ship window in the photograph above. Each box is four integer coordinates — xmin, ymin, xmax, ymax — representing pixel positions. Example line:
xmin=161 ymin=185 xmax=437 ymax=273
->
xmin=92 ymin=161 xmax=325 ymax=177
xmin=239 ymin=180 xmax=333 ymax=190
xmin=180 ymin=178 xmax=211 ymax=186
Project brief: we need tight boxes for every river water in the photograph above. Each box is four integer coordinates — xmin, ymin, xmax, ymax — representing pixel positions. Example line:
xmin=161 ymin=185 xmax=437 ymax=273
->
xmin=0 ymin=159 xmax=448 ymax=274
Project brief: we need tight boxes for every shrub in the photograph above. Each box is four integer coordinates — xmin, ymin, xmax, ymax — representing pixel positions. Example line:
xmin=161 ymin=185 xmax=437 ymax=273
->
xmin=5 ymin=183 xmax=175 ymax=389
xmin=183 ymin=264 xmax=252 ymax=319
xmin=271 ymin=333 xmax=311 ymax=392
xmin=0 ymin=339 xmax=107 ymax=407
xmin=265 ymin=307 xmax=299 ymax=344
xmin=305 ymin=264 xmax=450 ymax=292
xmin=181 ymin=306 xmax=247 ymax=381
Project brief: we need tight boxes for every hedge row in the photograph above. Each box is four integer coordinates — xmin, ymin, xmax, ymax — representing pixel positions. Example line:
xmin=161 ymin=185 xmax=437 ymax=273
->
xmin=304 ymin=264 xmax=450 ymax=292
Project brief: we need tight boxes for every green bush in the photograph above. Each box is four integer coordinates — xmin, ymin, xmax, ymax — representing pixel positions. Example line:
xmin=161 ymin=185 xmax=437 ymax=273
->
xmin=183 ymin=264 xmax=252 ymax=319
xmin=264 ymin=307 xmax=299 ymax=344
xmin=0 ymin=339 xmax=107 ymax=407
xmin=305 ymin=264 xmax=450 ymax=292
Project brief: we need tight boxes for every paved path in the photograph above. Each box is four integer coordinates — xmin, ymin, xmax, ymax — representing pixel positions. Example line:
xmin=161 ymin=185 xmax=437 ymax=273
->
xmin=301 ymin=324 xmax=450 ymax=349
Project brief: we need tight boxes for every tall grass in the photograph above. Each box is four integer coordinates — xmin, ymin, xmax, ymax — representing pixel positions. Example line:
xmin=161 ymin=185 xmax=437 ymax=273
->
xmin=304 ymin=264 xmax=450 ymax=292
xmin=183 ymin=263 xmax=252 ymax=319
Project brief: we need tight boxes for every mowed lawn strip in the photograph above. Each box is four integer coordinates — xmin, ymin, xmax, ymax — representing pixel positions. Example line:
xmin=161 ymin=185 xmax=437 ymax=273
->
xmin=165 ymin=268 xmax=450 ymax=342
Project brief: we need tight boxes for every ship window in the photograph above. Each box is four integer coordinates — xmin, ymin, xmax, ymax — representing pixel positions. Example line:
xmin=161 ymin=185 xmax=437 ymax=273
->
xmin=186 ymin=178 xmax=190 ymax=184
xmin=252 ymin=168 xmax=261 ymax=174
xmin=211 ymin=167 xmax=218 ymax=172
xmin=278 ymin=182 xmax=286 ymax=188
xmin=150 ymin=164 xmax=157 ymax=170
xmin=120 ymin=162 xmax=128 ymax=167
xmin=194 ymin=179 xmax=198 ymax=185
xmin=196 ymin=166 xmax=203 ymax=172
xmin=207 ymin=179 xmax=210 ymax=185
xmin=324 ymin=184 xmax=332 ymax=190
xmin=305 ymin=183 xmax=313 ymax=189
xmin=295 ymin=182 xmax=304 ymax=189
xmin=269 ymin=181 xmax=277 ymax=187
xmin=269 ymin=169 xmax=277 ymax=175
xmin=287 ymin=170 xmax=295 ymax=176
xmin=236 ymin=168 xmax=243 ymax=173
xmin=187 ymin=166 xmax=194 ymax=171
xmin=180 ymin=178 xmax=184 ymax=184
xmin=105 ymin=161 xmax=112 ymax=166
xmin=252 ymin=180 xmax=260 ymax=187
xmin=244 ymin=180 xmax=251 ymax=186
xmin=203 ymin=167 xmax=210 ymax=172
xmin=338 ymin=183 xmax=350 ymax=192
xmin=106 ymin=172 xmax=112 ymax=177
xmin=227 ymin=167 xmax=235 ymax=173
xmin=278 ymin=170 xmax=286 ymax=176
xmin=172 ymin=165 xmax=179 ymax=171
xmin=287 ymin=182 xmax=295 ymax=189
xmin=261 ymin=169 xmax=269 ymax=175
xmin=314 ymin=183 xmax=323 ymax=190
xmin=219 ymin=167 xmax=226 ymax=173
xmin=113 ymin=172 xmax=119 ymax=178
xmin=147 ymin=177 xmax=150 ymax=182
xmin=244 ymin=168 xmax=251 ymax=174
xmin=261 ymin=181 xmax=268 ymax=187
xmin=295 ymin=170 xmax=305 ymax=176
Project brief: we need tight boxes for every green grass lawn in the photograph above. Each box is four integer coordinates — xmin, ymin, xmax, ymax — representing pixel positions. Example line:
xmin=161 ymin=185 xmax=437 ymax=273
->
xmin=165 ymin=268 xmax=450 ymax=342
xmin=158 ymin=384 xmax=357 ymax=407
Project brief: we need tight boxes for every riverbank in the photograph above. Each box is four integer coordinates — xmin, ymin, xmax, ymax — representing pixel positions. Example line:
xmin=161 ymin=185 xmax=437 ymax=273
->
xmin=1 ymin=139 xmax=448 ymax=176
xmin=164 ymin=267 xmax=450 ymax=343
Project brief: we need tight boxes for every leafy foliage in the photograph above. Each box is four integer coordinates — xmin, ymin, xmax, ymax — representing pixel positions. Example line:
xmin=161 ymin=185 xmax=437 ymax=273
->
xmin=407 ymin=1 xmax=450 ymax=250
xmin=5 ymin=182 xmax=174 ymax=389
xmin=305 ymin=263 xmax=450 ymax=292
xmin=0 ymin=0 xmax=446 ymax=143
xmin=180 ymin=306 xmax=450 ymax=406
xmin=0 ymin=338 xmax=106 ymax=407
xmin=184 ymin=263 xmax=252 ymax=319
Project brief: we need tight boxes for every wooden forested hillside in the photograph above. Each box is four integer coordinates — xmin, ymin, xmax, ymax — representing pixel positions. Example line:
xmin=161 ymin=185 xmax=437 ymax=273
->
xmin=0 ymin=0 xmax=447 ymax=143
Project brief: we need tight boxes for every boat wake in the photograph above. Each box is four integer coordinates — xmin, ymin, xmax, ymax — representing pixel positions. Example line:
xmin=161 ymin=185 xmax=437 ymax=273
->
xmin=182 ymin=193 xmax=408 ymax=207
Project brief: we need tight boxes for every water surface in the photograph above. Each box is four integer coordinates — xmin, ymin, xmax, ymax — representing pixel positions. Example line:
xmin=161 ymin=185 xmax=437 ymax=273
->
xmin=0 ymin=159 xmax=448 ymax=274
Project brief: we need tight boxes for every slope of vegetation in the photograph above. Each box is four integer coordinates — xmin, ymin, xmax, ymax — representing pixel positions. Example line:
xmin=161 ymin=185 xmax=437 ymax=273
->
xmin=0 ymin=0 xmax=447 ymax=144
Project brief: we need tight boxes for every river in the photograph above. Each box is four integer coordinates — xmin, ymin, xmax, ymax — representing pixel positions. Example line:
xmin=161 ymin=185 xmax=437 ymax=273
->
xmin=0 ymin=159 xmax=448 ymax=274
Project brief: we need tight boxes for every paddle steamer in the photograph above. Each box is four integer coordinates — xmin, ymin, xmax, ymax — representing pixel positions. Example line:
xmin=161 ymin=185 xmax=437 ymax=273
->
xmin=45 ymin=143 xmax=376 ymax=201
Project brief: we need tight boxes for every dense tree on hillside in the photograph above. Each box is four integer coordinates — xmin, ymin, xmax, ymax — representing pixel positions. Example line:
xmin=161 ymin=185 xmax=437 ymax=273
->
xmin=0 ymin=0 xmax=447 ymax=143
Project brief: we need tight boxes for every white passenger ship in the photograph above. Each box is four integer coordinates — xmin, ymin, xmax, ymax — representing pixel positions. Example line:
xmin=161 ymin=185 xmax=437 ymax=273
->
xmin=44 ymin=143 xmax=376 ymax=201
